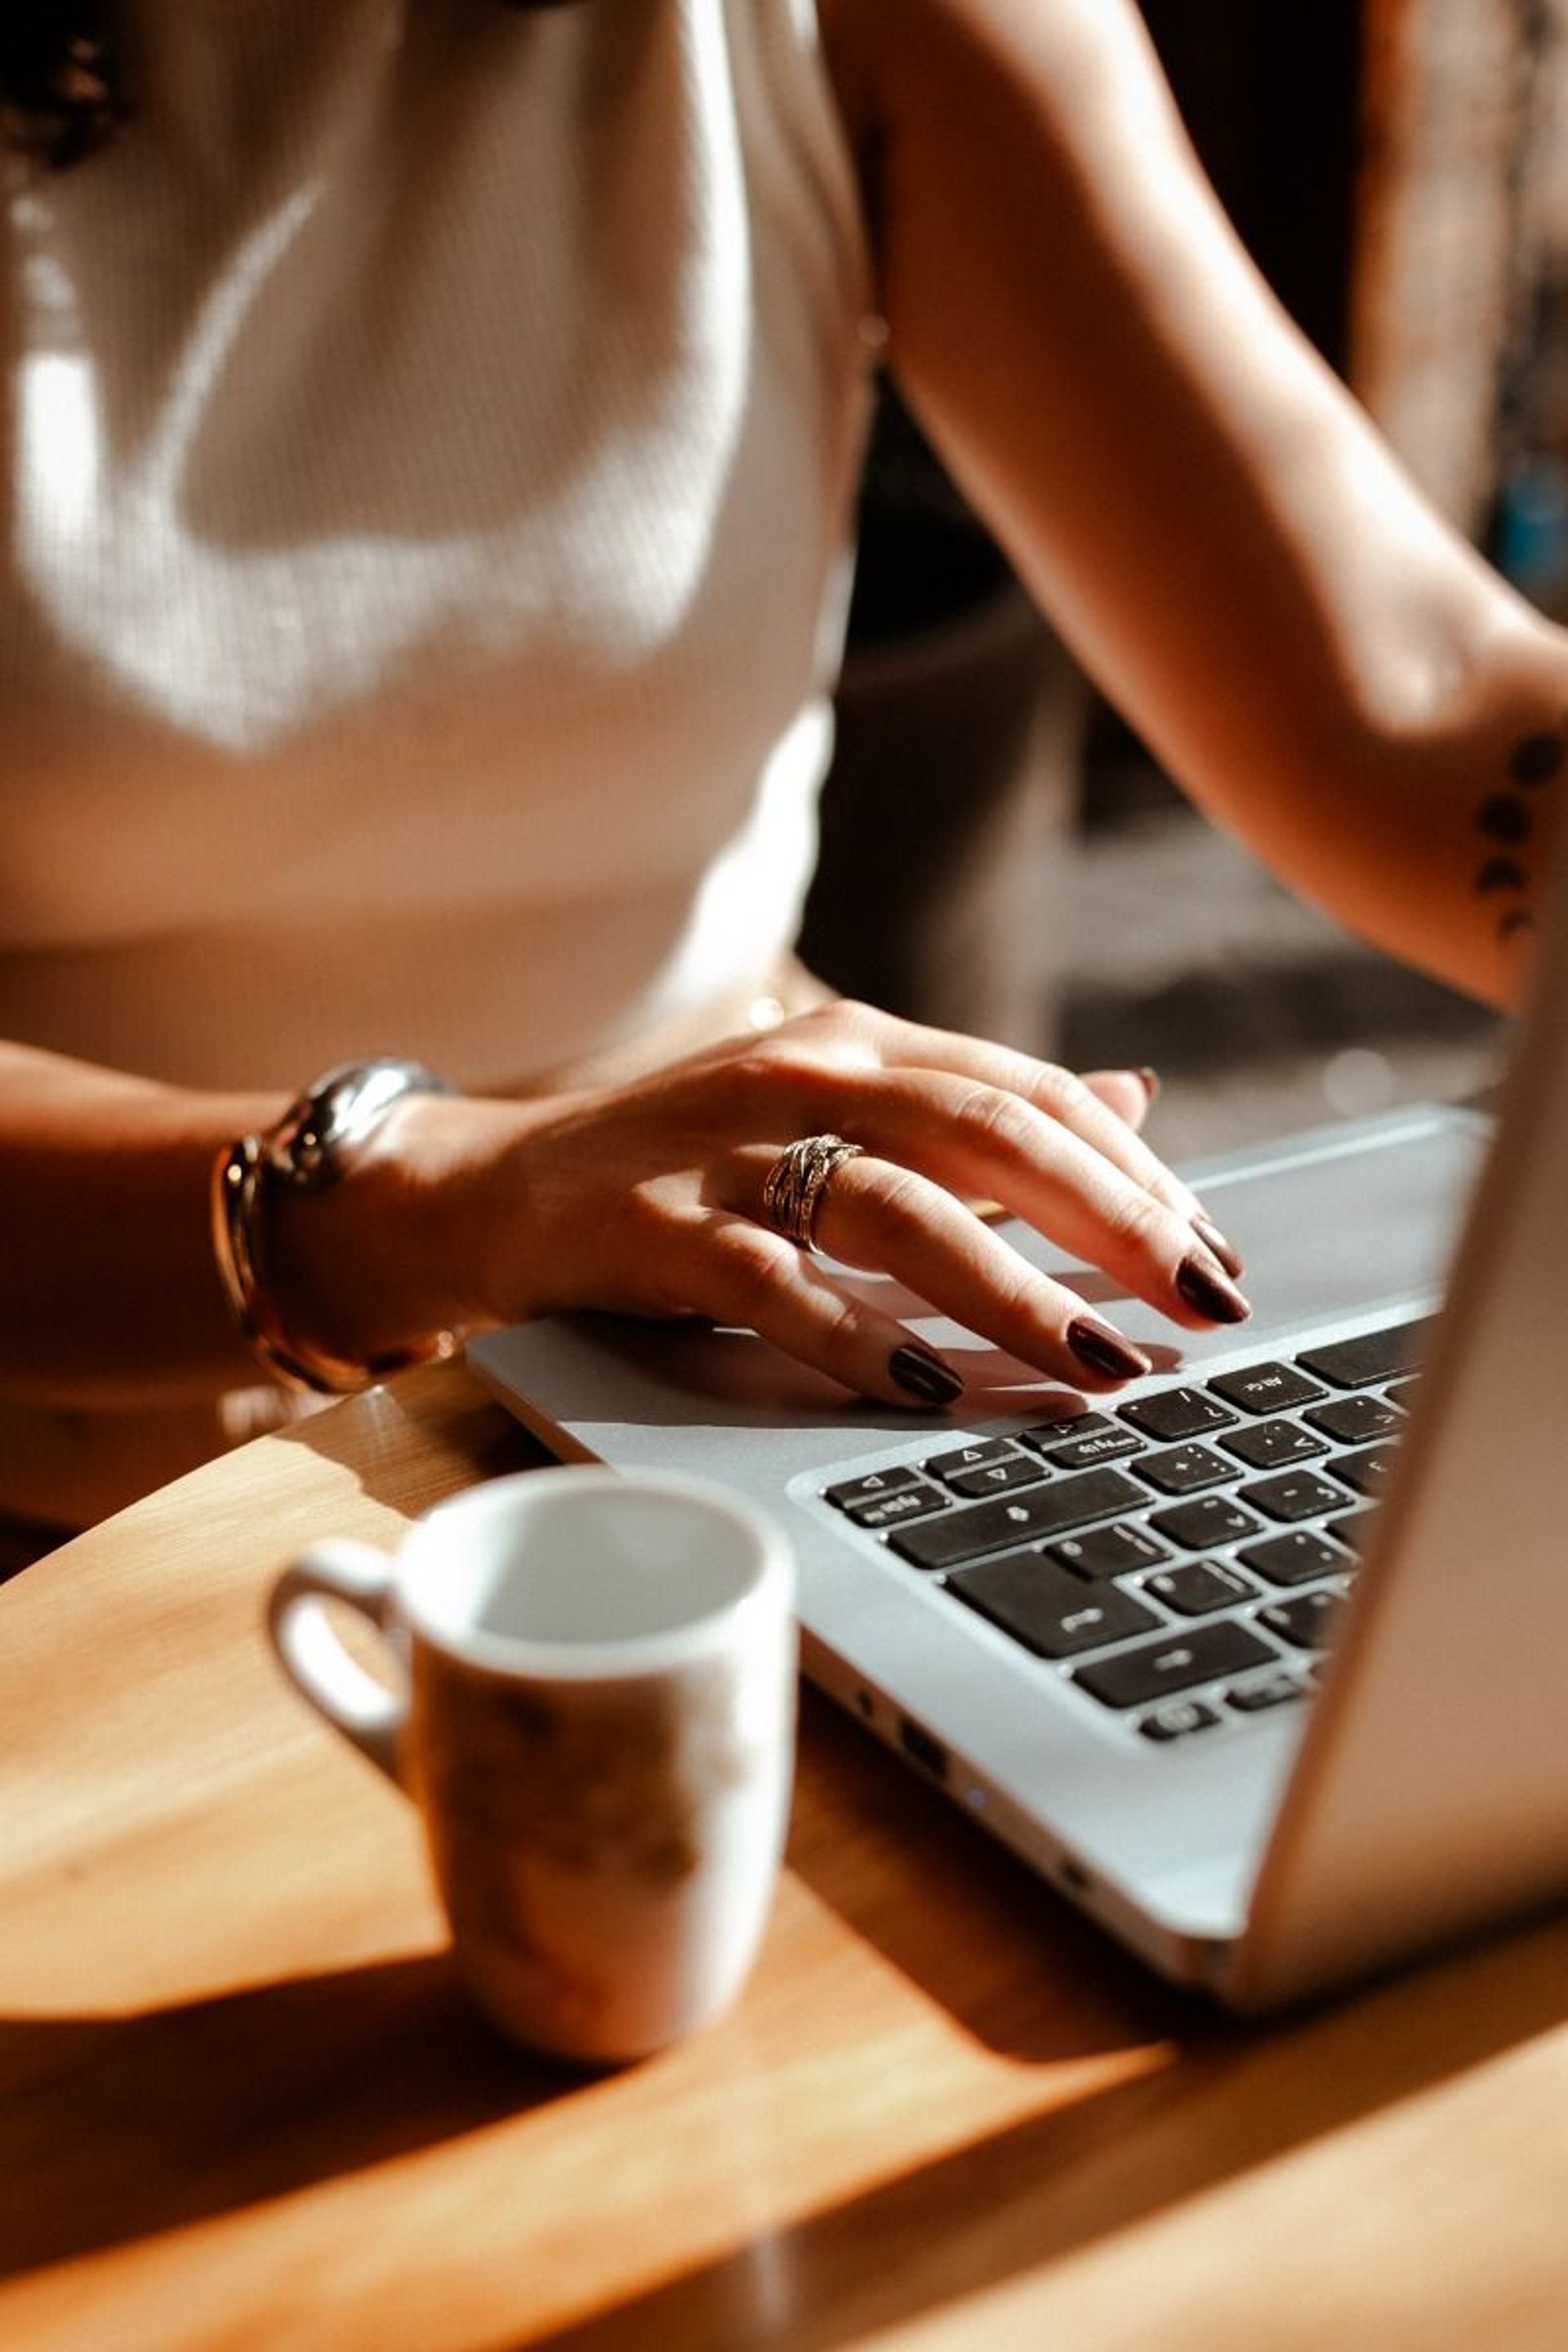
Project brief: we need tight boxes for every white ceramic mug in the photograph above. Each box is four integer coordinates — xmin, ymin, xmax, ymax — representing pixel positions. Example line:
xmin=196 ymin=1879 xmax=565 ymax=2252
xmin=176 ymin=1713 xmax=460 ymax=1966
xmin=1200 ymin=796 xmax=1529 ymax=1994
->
xmin=268 ymin=1468 xmax=796 ymax=2065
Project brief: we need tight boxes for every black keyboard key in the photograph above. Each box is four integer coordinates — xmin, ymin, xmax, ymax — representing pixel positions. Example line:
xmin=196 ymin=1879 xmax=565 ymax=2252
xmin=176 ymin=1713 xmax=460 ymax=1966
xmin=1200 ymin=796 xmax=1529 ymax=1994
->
xmin=1303 ymin=1393 xmax=1404 ymax=1446
xmin=1385 ymin=1377 xmax=1422 ymax=1410
xmin=1119 ymin=1387 xmax=1237 ymax=1441
xmin=924 ymin=1439 xmax=1024 ymax=1482
xmin=826 ymin=1465 xmax=924 ymax=1510
xmin=1037 ymin=1427 xmax=1148 ymax=1471
xmin=1143 ymin=1559 xmax=1256 ymax=1616
xmin=1258 ymin=1589 xmax=1343 ymax=1650
xmin=939 ymin=1454 xmax=1052 ymax=1499
xmin=1150 ymin=1494 xmax=1265 ymax=1552
xmin=843 ymin=1482 xmax=951 ymax=1532
xmin=1241 ymin=1468 xmax=1352 ymax=1524
xmin=1219 ymin=1418 xmax=1329 ymax=1471
xmin=889 ymin=1466 xmax=1147 ymax=1572
xmin=1020 ymin=1411 xmax=1120 ymax=1452
xmin=1238 ymin=1528 xmax=1350 ymax=1587
xmin=1138 ymin=1698 xmax=1222 ymax=1744
xmin=1227 ymin=1670 xmax=1309 ymax=1715
xmin=1209 ymin=1361 xmax=1326 ymax=1414
xmin=1330 ymin=1442 xmax=1398 ymax=1497
xmin=1049 ymin=1521 xmax=1169 ymax=1580
xmin=1072 ymin=1620 xmax=1278 ymax=1709
xmin=1297 ymin=1320 xmax=1434 ymax=1390
xmin=1131 ymin=1442 xmax=1235 ymax=1496
xmin=947 ymin=1552 xmax=1161 ymax=1658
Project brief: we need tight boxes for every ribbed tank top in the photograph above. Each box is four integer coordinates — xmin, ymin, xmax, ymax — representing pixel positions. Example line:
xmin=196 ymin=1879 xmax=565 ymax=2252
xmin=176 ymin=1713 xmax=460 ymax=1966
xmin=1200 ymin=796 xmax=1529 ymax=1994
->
xmin=1 ymin=0 xmax=871 ymax=1090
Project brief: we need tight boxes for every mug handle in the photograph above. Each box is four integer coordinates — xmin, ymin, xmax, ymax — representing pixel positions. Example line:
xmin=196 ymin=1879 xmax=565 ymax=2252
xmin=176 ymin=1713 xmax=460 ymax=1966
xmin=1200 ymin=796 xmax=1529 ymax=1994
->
xmin=267 ymin=1539 xmax=408 ymax=1784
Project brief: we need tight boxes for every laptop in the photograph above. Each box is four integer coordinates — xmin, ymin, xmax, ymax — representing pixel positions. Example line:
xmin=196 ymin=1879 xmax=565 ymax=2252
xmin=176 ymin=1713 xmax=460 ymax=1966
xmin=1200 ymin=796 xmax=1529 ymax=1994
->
xmin=469 ymin=855 xmax=1568 ymax=2013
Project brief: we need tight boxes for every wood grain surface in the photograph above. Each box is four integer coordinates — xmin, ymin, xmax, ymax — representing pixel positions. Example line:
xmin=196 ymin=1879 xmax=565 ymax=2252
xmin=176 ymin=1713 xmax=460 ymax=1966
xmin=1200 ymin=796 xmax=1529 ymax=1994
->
xmin=2 ymin=1363 xmax=1566 ymax=2351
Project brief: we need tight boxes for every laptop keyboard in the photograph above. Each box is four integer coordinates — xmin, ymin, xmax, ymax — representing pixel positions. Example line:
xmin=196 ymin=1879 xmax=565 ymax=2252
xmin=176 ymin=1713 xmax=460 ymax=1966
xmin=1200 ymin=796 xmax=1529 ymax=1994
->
xmin=817 ymin=1315 xmax=1432 ymax=1749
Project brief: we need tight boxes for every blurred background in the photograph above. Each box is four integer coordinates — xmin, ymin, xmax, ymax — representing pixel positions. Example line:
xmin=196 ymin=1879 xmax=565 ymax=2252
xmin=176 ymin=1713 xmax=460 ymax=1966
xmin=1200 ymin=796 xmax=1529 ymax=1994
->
xmin=800 ymin=0 xmax=1568 ymax=1160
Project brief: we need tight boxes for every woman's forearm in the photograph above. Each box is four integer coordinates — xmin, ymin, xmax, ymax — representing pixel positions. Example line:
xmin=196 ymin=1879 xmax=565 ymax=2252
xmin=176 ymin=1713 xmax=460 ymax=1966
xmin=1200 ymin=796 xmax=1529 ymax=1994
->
xmin=0 ymin=1045 xmax=541 ymax=1411
xmin=0 ymin=1043 xmax=287 ymax=1405
xmin=824 ymin=0 xmax=1568 ymax=1008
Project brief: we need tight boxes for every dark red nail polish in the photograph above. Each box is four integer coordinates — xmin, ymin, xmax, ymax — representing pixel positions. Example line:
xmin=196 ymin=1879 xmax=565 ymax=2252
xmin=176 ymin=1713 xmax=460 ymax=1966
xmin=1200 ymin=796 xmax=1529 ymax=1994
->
xmin=1192 ymin=1214 xmax=1245 ymax=1279
xmin=1136 ymin=1067 xmax=1160 ymax=1102
xmin=1066 ymin=1316 xmax=1151 ymax=1382
xmin=1176 ymin=1254 xmax=1250 ymax=1324
xmin=890 ymin=1343 xmax=963 ymax=1405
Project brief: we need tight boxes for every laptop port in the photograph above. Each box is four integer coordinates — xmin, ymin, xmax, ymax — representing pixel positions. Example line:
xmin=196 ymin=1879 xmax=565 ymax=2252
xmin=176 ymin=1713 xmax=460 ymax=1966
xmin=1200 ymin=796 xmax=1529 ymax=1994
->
xmin=898 ymin=1716 xmax=948 ymax=1780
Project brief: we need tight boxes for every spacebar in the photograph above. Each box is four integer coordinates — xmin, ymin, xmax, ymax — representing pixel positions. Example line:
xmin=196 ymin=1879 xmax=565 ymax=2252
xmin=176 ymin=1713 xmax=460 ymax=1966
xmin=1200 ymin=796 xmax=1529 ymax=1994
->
xmin=888 ymin=1468 xmax=1147 ymax=1572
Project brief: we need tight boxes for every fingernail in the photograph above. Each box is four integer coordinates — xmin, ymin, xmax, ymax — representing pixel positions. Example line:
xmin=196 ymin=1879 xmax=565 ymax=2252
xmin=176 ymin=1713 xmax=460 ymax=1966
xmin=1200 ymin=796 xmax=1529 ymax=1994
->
xmin=1135 ymin=1067 xmax=1160 ymax=1102
xmin=1176 ymin=1254 xmax=1251 ymax=1324
xmin=1066 ymin=1316 xmax=1152 ymax=1382
xmin=889 ymin=1343 xmax=964 ymax=1406
xmin=1192 ymin=1213 xmax=1244 ymax=1278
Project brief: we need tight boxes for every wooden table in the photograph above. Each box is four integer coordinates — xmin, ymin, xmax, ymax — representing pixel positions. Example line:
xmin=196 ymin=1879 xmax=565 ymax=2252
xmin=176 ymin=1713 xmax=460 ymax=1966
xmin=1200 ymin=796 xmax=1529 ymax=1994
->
xmin=4 ymin=1364 xmax=1568 ymax=2352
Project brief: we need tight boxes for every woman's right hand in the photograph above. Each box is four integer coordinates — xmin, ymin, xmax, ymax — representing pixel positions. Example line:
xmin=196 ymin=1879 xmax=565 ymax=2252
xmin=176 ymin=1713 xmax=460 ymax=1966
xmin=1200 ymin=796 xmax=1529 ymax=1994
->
xmin=289 ymin=1000 xmax=1249 ymax=1412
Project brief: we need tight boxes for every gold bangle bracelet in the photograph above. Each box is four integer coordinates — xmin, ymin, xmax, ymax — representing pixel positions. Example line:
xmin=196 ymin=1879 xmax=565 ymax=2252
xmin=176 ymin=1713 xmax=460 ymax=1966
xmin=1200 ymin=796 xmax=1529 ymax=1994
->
xmin=209 ymin=1058 xmax=462 ymax=1396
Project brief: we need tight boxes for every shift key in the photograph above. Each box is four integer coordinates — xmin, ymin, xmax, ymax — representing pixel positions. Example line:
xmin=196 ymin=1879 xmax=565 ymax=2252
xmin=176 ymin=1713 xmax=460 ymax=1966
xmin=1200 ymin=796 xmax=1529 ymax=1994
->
xmin=889 ymin=1467 xmax=1147 ymax=1572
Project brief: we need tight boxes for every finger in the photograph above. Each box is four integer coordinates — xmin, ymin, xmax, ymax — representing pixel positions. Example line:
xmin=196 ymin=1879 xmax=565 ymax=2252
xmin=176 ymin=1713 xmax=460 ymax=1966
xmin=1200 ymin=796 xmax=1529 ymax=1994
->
xmin=786 ymin=1077 xmax=1250 ymax=1333
xmin=862 ymin=1016 xmax=1205 ymax=1221
xmin=668 ymin=1209 xmax=970 ymax=1410
xmin=1079 ymin=1066 xmax=1159 ymax=1132
xmin=742 ymin=1005 xmax=1238 ymax=1267
xmin=1051 ymin=1067 xmax=1244 ymax=1279
xmin=802 ymin=1153 xmax=1155 ymax=1388
xmin=685 ymin=1164 xmax=1152 ymax=1397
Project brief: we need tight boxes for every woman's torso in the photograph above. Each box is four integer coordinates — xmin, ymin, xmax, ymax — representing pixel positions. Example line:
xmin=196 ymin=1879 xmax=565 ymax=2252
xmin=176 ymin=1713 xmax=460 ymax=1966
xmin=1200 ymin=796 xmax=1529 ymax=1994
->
xmin=1 ymin=0 xmax=871 ymax=1093
xmin=0 ymin=0 xmax=871 ymax=1530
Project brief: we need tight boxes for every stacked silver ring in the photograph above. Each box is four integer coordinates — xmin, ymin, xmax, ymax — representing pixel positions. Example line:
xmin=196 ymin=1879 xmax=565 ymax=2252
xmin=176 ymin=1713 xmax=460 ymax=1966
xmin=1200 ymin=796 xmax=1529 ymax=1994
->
xmin=761 ymin=1133 xmax=863 ymax=1253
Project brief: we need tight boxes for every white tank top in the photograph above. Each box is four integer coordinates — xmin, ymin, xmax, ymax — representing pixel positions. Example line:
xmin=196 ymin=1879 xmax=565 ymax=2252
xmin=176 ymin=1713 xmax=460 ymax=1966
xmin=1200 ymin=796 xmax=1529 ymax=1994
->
xmin=0 ymin=0 xmax=871 ymax=1089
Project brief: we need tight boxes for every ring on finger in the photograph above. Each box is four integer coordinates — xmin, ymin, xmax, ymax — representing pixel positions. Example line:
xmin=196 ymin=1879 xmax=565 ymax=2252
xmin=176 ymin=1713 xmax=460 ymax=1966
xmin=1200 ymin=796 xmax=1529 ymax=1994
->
xmin=761 ymin=1133 xmax=863 ymax=1254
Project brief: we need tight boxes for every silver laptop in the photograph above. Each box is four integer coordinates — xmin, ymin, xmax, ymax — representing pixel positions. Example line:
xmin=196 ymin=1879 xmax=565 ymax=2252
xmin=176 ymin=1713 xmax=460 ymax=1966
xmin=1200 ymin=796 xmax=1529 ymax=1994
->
xmin=470 ymin=863 xmax=1568 ymax=2012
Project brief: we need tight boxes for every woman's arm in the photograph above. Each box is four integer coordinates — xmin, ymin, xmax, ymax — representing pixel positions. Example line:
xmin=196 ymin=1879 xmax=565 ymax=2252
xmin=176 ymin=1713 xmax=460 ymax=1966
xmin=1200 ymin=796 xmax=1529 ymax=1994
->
xmin=0 ymin=1014 xmax=1244 ymax=1422
xmin=0 ymin=1045 xmax=277 ymax=1407
xmin=821 ymin=0 xmax=1568 ymax=1004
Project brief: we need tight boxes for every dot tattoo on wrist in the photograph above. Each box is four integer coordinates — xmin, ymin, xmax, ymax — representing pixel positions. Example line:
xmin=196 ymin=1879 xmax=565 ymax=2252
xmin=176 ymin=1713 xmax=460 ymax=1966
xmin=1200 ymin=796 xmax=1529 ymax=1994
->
xmin=1474 ymin=723 xmax=1564 ymax=947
